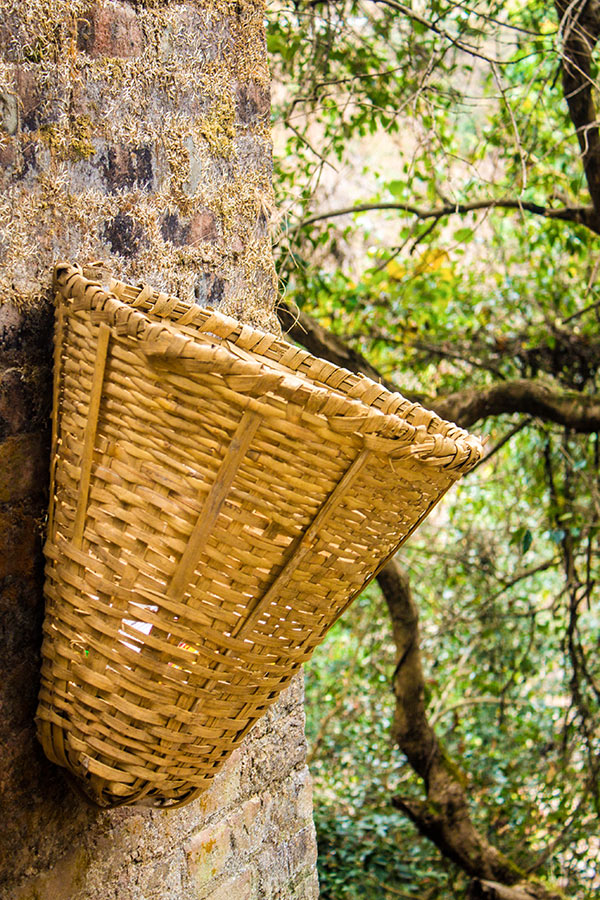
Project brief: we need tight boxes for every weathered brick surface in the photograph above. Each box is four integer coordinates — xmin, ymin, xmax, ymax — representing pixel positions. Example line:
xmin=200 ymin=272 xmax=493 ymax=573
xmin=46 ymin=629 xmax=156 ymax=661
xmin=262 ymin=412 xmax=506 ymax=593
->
xmin=77 ymin=3 xmax=145 ymax=59
xmin=2 ymin=679 xmax=318 ymax=900
xmin=0 ymin=0 xmax=279 ymax=330
xmin=0 ymin=1 xmax=319 ymax=898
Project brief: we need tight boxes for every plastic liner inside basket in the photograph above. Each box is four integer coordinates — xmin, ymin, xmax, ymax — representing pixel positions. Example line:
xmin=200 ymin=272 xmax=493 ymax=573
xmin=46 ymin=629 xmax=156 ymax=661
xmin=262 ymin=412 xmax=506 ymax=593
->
xmin=36 ymin=262 xmax=484 ymax=808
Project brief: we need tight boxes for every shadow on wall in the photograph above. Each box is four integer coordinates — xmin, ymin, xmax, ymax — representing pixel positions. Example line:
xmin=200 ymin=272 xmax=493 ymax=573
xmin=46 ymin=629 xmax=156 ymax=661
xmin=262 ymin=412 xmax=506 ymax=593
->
xmin=0 ymin=295 xmax=100 ymax=888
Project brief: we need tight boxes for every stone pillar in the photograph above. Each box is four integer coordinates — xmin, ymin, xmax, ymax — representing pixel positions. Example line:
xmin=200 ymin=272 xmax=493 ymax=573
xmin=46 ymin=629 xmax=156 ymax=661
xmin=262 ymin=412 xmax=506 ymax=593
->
xmin=0 ymin=1 xmax=319 ymax=897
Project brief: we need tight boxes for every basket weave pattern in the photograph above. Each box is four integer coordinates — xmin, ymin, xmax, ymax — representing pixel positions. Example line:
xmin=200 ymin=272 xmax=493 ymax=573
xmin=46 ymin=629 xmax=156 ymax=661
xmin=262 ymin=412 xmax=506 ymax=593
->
xmin=36 ymin=262 xmax=483 ymax=808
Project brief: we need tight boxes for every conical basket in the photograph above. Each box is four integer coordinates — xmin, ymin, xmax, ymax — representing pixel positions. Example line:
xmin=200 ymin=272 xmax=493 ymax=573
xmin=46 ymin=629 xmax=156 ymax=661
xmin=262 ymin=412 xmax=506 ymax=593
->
xmin=36 ymin=262 xmax=483 ymax=808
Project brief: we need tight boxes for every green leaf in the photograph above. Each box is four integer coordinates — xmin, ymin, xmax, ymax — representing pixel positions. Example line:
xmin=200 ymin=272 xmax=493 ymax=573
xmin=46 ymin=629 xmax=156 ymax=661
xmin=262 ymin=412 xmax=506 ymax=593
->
xmin=453 ymin=227 xmax=475 ymax=243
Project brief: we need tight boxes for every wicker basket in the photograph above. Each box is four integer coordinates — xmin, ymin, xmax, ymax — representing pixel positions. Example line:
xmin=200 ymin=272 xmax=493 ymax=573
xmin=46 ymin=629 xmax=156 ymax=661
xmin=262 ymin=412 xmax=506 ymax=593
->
xmin=36 ymin=262 xmax=483 ymax=808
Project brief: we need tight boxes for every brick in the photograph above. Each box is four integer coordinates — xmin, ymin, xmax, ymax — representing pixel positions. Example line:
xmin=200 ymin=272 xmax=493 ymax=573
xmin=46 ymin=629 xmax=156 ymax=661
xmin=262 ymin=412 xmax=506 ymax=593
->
xmin=0 ymin=301 xmax=53 ymax=366
xmin=0 ymin=507 xmax=39 ymax=578
xmin=0 ymin=90 xmax=19 ymax=135
xmin=0 ymin=367 xmax=34 ymax=436
xmin=77 ymin=3 xmax=144 ymax=59
xmin=296 ymin=771 xmax=315 ymax=822
xmin=14 ymin=67 xmax=40 ymax=130
xmin=291 ymin=869 xmax=321 ymax=900
xmin=100 ymin=145 xmax=154 ymax=193
xmin=288 ymin=826 xmax=318 ymax=874
xmin=102 ymin=212 xmax=145 ymax=258
xmin=186 ymin=820 xmax=234 ymax=888
xmin=236 ymin=81 xmax=270 ymax=125
xmin=19 ymin=141 xmax=38 ymax=179
xmin=229 ymin=795 xmax=263 ymax=854
xmin=160 ymin=209 xmax=218 ymax=246
xmin=195 ymin=747 xmax=242 ymax=819
xmin=0 ymin=136 xmax=17 ymax=172
xmin=11 ymin=847 xmax=90 ymax=900
xmin=194 ymin=273 xmax=225 ymax=307
xmin=205 ymin=870 xmax=253 ymax=900
xmin=189 ymin=210 xmax=218 ymax=244
xmin=160 ymin=212 xmax=188 ymax=245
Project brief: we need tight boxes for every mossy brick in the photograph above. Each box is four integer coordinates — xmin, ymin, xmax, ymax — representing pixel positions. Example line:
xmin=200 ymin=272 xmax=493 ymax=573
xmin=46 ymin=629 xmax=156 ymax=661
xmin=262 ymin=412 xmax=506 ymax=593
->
xmin=77 ymin=3 xmax=144 ymax=59
xmin=0 ymin=2 xmax=317 ymax=896
xmin=100 ymin=144 xmax=154 ymax=193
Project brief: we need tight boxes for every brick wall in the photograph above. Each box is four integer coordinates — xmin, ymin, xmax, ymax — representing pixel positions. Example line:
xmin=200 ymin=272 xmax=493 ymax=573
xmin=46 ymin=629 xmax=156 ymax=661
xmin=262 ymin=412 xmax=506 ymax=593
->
xmin=0 ymin=2 xmax=319 ymax=897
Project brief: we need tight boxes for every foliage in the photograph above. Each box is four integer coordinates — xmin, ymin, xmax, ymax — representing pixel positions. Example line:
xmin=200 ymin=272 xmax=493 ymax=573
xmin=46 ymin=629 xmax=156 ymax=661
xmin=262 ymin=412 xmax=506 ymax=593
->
xmin=306 ymin=429 xmax=599 ymax=898
xmin=268 ymin=1 xmax=600 ymax=897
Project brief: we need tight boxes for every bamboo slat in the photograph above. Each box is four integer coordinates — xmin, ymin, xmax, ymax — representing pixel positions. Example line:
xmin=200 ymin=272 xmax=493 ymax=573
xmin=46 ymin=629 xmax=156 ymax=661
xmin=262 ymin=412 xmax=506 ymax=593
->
xmin=36 ymin=262 xmax=484 ymax=808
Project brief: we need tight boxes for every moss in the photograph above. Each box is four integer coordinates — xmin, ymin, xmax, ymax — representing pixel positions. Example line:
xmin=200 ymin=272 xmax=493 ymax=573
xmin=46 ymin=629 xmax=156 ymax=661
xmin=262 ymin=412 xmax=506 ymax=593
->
xmin=68 ymin=116 xmax=95 ymax=159
xmin=197 ymin=90 xmax=236 ymax=157
xmin=439 ymin=743 xmax=469 ymax=790
xmin=37 ymin=122 xmax=63 ymax=154
xmin=1 ymin=0 xmax=278 ymax=319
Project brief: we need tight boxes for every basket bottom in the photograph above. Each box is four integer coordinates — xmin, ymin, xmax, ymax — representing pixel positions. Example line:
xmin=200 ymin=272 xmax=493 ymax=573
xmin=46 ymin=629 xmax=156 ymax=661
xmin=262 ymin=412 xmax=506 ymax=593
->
xmin=37 ymin=718 xmax=216 ymax=809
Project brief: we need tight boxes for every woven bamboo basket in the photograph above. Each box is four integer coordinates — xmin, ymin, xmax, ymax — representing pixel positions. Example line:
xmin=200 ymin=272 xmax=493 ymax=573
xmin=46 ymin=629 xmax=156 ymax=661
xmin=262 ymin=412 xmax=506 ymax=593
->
xmin=36 ymin=262 xmax=483 ymax=808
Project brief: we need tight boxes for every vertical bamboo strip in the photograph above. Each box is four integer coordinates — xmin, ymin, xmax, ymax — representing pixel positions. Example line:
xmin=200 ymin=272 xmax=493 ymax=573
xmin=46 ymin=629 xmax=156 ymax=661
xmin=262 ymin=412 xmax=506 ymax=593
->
xmin=167 ymin=410 xmax=262 ymax=600
xmin=233 ymin=449 xmax=372 ymax=640
xmin=47 ymin=304 xmax=66 ymax=534
xmin=72 ymin=323 xmax=111 ymax=547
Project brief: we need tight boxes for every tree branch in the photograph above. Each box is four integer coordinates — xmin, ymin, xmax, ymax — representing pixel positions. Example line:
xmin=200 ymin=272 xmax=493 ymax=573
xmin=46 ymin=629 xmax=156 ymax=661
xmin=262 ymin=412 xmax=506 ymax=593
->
xmin=434 ymin=379 xmax=600 ymax=432
xmin=467 ymin=879 xmax=556 ymax=900
xmin=277 ymin=305 xmax=600 ymax=433
xmin=370 ymin=0 xmax=522 ymax=65
xmin=377 ymin=560 xmax=565 ymax=900
xmin=278 ymin=198 xmax=598 ymax=240
xmin=276 ymin=301 xmax=399 ymax=391
xmin=555 ymin=0 xmax=600 ymax=220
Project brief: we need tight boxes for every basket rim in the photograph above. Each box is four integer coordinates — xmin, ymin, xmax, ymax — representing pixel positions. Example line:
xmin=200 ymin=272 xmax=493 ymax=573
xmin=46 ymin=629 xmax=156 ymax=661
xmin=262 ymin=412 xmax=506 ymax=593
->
xmin=53 ymin=261 xmax=484 ymax=472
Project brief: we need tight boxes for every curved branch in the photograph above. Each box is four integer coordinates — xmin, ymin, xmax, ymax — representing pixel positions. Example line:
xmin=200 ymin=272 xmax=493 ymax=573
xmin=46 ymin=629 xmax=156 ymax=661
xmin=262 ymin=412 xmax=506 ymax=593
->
xmin=377 ymin=560 xmax=565 ymax=900
xmin=279 ymin=198 xmax=597 ymax=240
xmin=434 ymin=380 xmax=600 ymax=431
xmin=277 ymin=305 xmax=600 ymax=433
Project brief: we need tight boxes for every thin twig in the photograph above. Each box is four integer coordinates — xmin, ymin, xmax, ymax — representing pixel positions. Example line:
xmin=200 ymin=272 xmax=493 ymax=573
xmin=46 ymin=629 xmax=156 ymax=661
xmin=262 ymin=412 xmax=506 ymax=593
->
xmin=277 ymin=198 xmax=594 ymax=243
xmin=467 ymin=418 xmax=533 ymax=474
